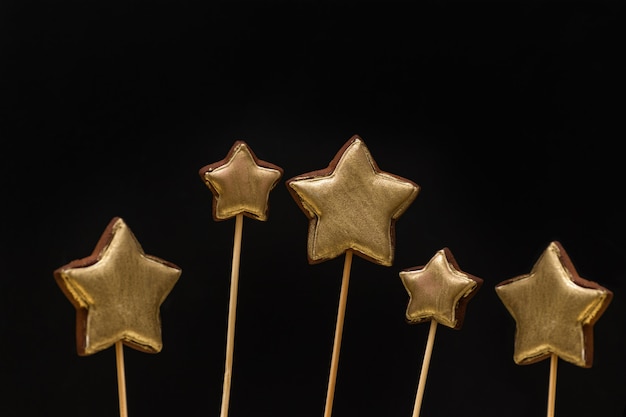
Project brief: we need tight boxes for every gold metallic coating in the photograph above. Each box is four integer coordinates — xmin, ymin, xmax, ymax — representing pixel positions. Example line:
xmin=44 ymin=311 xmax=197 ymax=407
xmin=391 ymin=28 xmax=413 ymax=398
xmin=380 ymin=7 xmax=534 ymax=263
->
xmin=54 ymin=217 xmax=182 ymax=356
xmin=286 ymin=135 xmax=420 ymax=266
xmin=199 ymin=141 xmax=283 ymax=221
xmin=400 ymin=248 xmax=483 ymax=329
xmin=495 ymin=241 xmax=612 ymax=368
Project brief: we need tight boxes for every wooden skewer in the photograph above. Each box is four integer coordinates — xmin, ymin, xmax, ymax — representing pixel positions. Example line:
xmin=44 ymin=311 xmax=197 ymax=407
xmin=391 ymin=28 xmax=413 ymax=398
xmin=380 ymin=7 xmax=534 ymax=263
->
xmin=323 ymin=250 xmax=354 ymax=417
xmin=115 ymin=341 xmax=128 ymax=417
xmin=220 ymin=213 xmax=244 ymax=417
xmin=412 ymin=319 xmax=438 ymax=417
xmin=547 ymin=353 xmax=558 ymax=417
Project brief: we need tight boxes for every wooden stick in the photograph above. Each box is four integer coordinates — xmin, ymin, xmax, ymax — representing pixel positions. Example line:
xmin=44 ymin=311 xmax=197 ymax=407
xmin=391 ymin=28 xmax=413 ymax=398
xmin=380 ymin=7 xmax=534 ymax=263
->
xmin=220 ymin=213 xmax=244 ymax=417
xmin=412 ymin=319 xmax=438 ymax=417
xmin=115 ymin=341 xmax=128 ymax=417
xmin=547 ymin=353 xmax=558 ymax=417
xmin=323 ymin=250 xmax=353 ymax=417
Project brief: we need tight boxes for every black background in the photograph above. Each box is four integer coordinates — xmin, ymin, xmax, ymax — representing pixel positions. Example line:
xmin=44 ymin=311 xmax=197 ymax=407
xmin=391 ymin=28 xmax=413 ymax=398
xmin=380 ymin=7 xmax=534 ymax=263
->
xmin=2 ymin=2 xmax=625 ymax=416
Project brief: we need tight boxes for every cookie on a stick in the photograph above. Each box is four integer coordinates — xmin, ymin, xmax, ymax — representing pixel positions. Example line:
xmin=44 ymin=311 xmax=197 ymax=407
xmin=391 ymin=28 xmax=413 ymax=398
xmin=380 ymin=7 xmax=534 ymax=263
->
xmin=495 ymin=241 xmax=613 ymax=417
xmin=399 ymin=248 xmax=483 ymax=417
xmin=287 ymin=135 xmax=419 ymax=417
xmin=199 ymin=140 xmax=283 ymax=417
xmin=54 ymin=217 xmax=182 ymax=417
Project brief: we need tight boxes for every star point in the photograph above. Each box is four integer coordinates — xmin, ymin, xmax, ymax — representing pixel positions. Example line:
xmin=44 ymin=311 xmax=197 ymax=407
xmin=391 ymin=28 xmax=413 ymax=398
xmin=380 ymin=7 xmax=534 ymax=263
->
xmin=400 ymin=248 xmax=483 ymax=329
xmin=54 ymin=217 xmax=182 ymax=356
xmin=199 ymin=141 xmax=283 ymax=221
xmin=286 ymin=135 xmax=420 ymax=266
xmin=495 ymin=241 xmax=613 ymax=367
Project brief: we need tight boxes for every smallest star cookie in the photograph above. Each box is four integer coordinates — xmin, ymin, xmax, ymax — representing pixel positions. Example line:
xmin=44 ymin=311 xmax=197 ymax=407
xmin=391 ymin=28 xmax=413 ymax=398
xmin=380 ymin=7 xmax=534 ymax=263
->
xmin=400 ymin=248 xmax=483 ymax=329
xmin=199 ymin=141 xmax=283 ymax=221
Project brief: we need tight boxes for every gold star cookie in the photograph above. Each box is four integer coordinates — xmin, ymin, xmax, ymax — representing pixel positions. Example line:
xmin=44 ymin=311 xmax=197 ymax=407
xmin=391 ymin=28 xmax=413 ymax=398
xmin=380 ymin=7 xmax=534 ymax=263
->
xmin=286 ymin=135 xmax=420 ymax=266
xmin=54 ymin=217 xmax=182 ymax=356
xmin=495 ymin=241 xmax=612 ymax=367
xmin=199 ymin=141 xmax=283 ymax=221
xmin=400 ymin=248 xmax=483 ymax=329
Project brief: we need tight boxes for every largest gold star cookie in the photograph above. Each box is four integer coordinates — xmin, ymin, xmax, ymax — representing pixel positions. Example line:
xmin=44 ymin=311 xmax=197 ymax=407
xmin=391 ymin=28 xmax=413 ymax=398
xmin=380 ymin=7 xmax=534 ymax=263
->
xmin=286 ymin=135 xmax=420 ymax=266
xmin=199 ymin=141 xmax=283 ymax=221
xmin=495 ymin=241 xmax=612 ymax=367
xmin=54 ymin=217 xmax=182 ymax=356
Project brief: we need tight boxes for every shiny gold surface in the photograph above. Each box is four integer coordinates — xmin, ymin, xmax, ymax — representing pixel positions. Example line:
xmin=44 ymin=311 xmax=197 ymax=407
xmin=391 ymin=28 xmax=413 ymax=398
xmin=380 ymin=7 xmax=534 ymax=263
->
xmin=54 ymin=217 xmax=182 ymax=356
xmin=199 ymin=141 xmax=283 ymax=221
xmin=495 ymin=241 xmax=612 ymax=367
xmin=286 ymin=135 xmax=419 ymax=266
xmin=400 ymin=248 xmax=483 ymax=329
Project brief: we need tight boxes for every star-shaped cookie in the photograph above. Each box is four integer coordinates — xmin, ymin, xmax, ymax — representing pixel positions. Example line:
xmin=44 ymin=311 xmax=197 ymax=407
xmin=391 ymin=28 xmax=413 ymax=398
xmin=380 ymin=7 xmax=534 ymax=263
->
xmin=199 ymin=141 xmax=283 ymax=221
xmin=286 ymin=135 xmax=420 ymax=266
xmin=495 ymin=241 xmax=612 ymax=367
xmin=54 ymin=217 xmax=182 ymax=356
xmin=400 ymin=248 xmax=483 ymax=329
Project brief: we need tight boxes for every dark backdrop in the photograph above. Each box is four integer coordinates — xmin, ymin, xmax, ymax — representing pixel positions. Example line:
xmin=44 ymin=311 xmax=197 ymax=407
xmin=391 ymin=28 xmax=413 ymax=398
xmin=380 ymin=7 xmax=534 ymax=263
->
xmin=2 ymin=2 xmax=624 ymax=417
